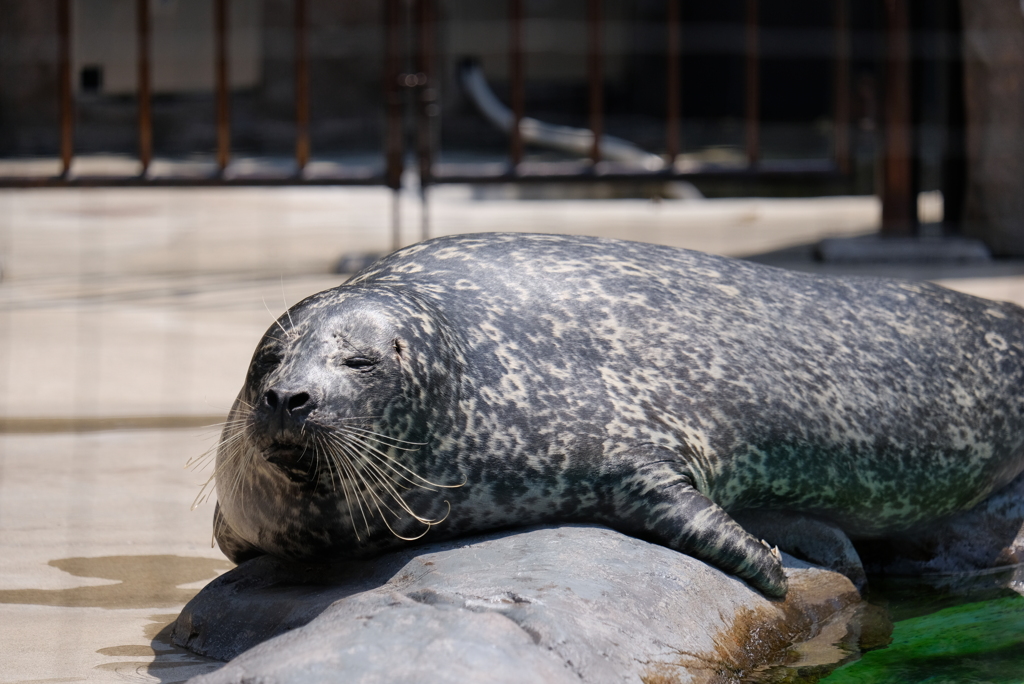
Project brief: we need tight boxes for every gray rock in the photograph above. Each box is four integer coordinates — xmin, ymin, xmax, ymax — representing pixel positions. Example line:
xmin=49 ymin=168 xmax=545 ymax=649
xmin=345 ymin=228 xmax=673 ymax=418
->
xmin=175 ymin=525 xmax=868 ymax=684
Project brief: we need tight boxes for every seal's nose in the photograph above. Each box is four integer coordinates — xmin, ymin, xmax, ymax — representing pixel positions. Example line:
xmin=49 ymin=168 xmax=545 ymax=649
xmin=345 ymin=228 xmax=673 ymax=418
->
xmin=263 ymin=388 xmax=315 ymax=424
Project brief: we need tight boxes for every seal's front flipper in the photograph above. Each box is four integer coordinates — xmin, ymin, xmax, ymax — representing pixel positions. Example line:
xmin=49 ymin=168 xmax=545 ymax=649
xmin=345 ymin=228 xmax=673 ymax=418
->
xmin=609 ymin=461 xmax=788 ymax=598
xmin=213 ymin=502 xmax=264 ymax=564
xmin=732 ymin=510 xmax=867 ymax=592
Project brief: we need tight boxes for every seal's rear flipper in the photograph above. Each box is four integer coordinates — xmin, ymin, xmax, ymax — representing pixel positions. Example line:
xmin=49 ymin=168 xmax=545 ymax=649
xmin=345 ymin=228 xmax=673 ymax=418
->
xmin=732 ymin=510 xmax=867 ymax=592
xmin=609 ymin=460 xmax=788 ymax=598
xmin=213 ymin=502 xmax=264 ymax=564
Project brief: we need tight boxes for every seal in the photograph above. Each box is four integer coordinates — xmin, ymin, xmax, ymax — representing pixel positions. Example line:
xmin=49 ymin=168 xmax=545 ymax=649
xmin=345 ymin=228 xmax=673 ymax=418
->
xmin=200 ymin=233 xmax=1024 ymax=598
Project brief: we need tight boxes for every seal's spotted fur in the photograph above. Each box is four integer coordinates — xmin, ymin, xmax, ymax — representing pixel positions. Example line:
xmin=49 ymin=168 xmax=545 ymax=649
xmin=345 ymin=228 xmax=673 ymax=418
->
xmin=211 ymin=233 xmax=1024 ymax=598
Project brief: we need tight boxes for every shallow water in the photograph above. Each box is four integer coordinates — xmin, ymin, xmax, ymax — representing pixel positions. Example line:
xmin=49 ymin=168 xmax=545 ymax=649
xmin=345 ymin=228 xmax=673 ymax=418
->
xmin=822 ymin=593 xmax=1024 ymax=684
xmin=753 ymin=570 xmax=1024 ymax=684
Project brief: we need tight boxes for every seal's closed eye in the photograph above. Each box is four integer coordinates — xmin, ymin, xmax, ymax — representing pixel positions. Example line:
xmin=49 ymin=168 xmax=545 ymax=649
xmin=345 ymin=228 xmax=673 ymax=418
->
xmin=343 ymin=356 xmax=377 ymax=369
xmin=252 ymin=349 xmax=282 ymax=375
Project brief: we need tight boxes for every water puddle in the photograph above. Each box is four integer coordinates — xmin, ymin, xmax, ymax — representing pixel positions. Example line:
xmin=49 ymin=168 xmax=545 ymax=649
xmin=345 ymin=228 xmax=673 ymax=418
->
xmin=0 ymin=555 xmax=232 ymax=609
xmin=750 ymin=568 xmax=1024 ymax=683
xmin=820 ymin=594 xmax=1024 ymax=684
xmin=0 ymin=555 xmax=230 ymax=682
xmin=94 ymin=613 xmax=223 ymax=683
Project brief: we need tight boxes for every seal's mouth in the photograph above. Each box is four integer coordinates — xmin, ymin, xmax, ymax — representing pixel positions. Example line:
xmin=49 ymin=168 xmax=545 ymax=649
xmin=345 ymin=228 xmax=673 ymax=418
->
xmin=263 ymin=441 xmax=317 ymax=484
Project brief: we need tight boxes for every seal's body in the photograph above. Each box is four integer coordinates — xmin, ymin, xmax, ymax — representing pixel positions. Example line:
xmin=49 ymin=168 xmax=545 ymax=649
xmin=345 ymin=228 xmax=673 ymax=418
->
xmin=211 ymin=233 xmax=1024 ymax=597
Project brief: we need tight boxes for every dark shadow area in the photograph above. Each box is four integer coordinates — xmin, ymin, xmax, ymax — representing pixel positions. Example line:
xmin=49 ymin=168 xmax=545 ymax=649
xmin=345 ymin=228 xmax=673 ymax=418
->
xmin=743 ymin=241 xmax=1024 ymax=281
xmin=171 ymin=550 xmax=419 ymax=661
xmin=99 ymin=613 xmax=225 ymax=684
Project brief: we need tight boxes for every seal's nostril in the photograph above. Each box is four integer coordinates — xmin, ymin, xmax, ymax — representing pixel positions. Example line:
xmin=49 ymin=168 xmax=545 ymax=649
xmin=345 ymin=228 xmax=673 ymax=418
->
xmin=264 ymin=389 xmax=279 ymax=410
xmin=287 ymin=392 xmax=310 ymax=413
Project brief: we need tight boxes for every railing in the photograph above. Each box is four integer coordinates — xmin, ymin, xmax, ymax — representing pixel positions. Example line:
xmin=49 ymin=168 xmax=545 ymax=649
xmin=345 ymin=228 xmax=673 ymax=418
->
xmin=1 ymin=0 xmax=938 ymax=240
xmin=422 ymin=0 xmax=853 ymax=183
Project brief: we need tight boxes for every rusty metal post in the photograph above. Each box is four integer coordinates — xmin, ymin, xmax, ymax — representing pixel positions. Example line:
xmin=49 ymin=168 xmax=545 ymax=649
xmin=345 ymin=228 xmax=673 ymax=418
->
xmin=138 ymin=0 xmax=152 ymax=174
xmin=384 ymin=0 xmax=404 ymax=249
xmin=587 ymin=0 xmax=603 ymax=164
xmin=215 ymin=0 xmax=230 ymax=173
xmin=745 ymin=0 xmax=759 ymax=166
xmin=295 ymin=0 xmax=310 ymax=173
xmin=833 ymin=0 xmax=850 ymax=175
xmin=881 ymin=0 xmax=914 ymax=235
xmin=666 ymin=0 xmax=680 ymax=164
xmin=58 ymin=0 xmax=73 ymax=177
xmin=416 ymin=0 xmax=435 ymax=241
xmin=509 ymin=0 xmax=525 ymax=168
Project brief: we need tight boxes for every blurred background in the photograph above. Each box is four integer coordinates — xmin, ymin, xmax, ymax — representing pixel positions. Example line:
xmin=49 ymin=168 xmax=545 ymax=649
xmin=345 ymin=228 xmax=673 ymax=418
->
xmin=1 ymin=1 xmax=1023 ymax=681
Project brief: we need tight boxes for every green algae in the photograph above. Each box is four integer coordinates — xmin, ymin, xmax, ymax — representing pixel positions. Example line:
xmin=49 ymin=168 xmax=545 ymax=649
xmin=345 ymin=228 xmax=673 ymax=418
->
xmin=821 ymin=594 xmax=1024 ymax=684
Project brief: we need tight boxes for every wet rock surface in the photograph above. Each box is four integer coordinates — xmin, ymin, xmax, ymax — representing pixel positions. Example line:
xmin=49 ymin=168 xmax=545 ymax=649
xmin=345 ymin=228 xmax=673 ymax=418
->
xmin=175 ymin=525 xmax=870 ymax=684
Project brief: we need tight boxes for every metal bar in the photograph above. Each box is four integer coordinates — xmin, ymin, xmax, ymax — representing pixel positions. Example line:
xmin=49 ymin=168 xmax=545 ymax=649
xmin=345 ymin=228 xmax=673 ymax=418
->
xmin=666 ymin=0 xmax=680 ymax=164
xmin=881 ymin=0 xmax=913 ymax=236
xmin=215 ymin=0 xmax=230 ymax=173
xmin=509 ymin=0 xmax=525 ymax=167
xmin=295 ymin=0 xmax=310 ymax=173
xmin=58 ymin=0 xmax=73 ymax=177
xmin=833 ymin=0 xmax=850 ymax=175
xmin=137 ymin=0 xmax=152 ymax=174
xmin=416 ymin=0 xmax=435 ymax=241
xmin=384 ymin=0 xmax=403 ymax=250
xmin=941 ymin=0 xmax=966 ymax=233
xmin=384 ymin=0 xmax=403 ymax=193
xmin=391 ymin=188 xmax=401 ymax=252
xmin=745 ymin=0 xmax=759 ymax=166
xmin=587 ymin=0 xmax=603 ymax=164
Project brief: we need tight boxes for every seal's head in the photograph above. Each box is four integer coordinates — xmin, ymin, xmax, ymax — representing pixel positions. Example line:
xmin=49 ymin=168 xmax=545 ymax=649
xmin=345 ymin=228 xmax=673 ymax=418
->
xmin=203 ymin=287 xmax=464 ymax=563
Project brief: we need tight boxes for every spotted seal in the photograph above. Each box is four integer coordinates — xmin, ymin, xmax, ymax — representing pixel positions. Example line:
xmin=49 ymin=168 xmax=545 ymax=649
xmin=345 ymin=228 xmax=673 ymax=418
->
xmin=201 ymin=233 xmax=1024 ymax=598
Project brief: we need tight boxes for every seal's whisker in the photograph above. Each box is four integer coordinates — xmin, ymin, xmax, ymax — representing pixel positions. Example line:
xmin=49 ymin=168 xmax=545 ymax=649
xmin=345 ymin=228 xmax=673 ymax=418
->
xmin=214 ymin=421 xmax=259 ymax=510
xmin=335 ymin=443 xmax=374 ymax=541
xmin=188 ymin=438 xmax=248 ymax=487
xmin=332 ymin=438 xmax=411 ymax=528
xmin=280 ymin=276 xmax=295 ymax=330
xmin=308 ymin=442 xmax=323 ymax=496
xmin=193 ymin=441 xmax=246 ymax=510
xmin=187 ymin=425 xmax=248 ymax=471
xmin=340 ymin=432 xmax=422 ymax=452
xmin=328 ymin=434 xmax=378 ymax=530
xmin=341 ymin=433 xmax=463 ymax=490
xmin=186 ymin=434 xmax=230 ymax=470
xmin=190 ymin=420 xmax=252 ymax=510
xmin=314 ymin=434 xmax=334 ymax=491
xmin=231 ymin=445 xmax=258 ymax=505
xmin=332 ymin=415 xmax=385 ymax=423
xmin=337 ymin=425 xmax=427 ymax=448
xmin=349 ymin=440 xmax=441 ymax=493
xmin=339 ymin=438 xmax=448 ymax=527
xmin=327 ymin=432 xmax=433 ymax=497
xmin=330 ymin=434 xmax=444 ymax=533
xmin=321 ymin=432 xmax=370 ymax=540
xmin=262 ymin=296 xmax=291 ymax=340
xmin=320 ymin=434 xmax=367 ymax=542
xmin=191 ymin=472 xmax=217 ymax=510
xmin=198 ymin=415 xmax=249 ymax=429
